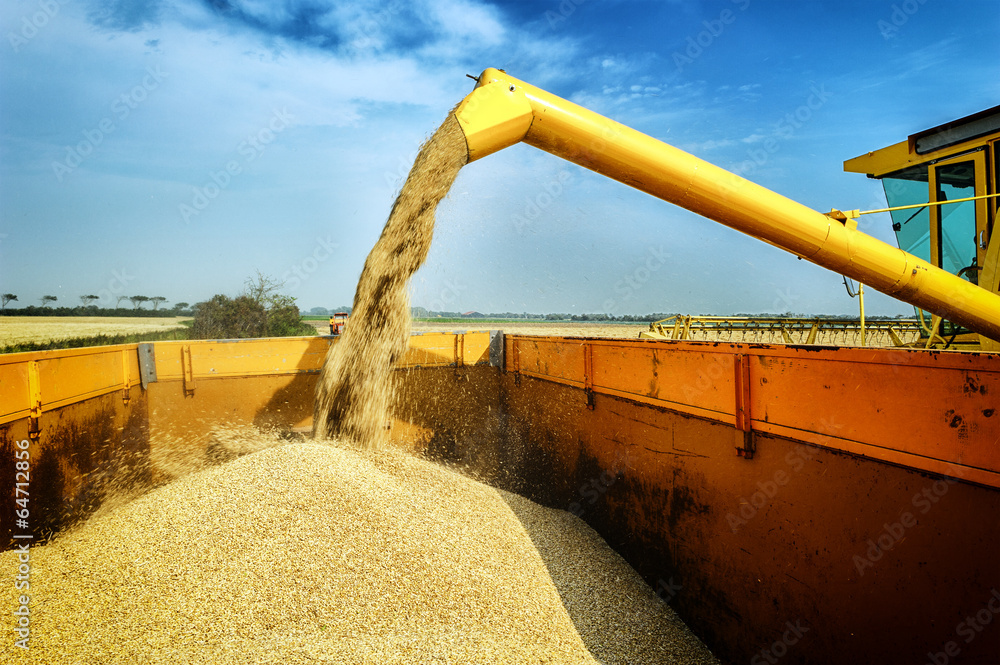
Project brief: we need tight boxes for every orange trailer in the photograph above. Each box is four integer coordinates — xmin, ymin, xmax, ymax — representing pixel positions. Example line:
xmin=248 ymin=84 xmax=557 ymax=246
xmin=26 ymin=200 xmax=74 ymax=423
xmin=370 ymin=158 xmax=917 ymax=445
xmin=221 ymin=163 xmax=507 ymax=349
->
xmin=3 ymin=73 xmax=999 ymax=664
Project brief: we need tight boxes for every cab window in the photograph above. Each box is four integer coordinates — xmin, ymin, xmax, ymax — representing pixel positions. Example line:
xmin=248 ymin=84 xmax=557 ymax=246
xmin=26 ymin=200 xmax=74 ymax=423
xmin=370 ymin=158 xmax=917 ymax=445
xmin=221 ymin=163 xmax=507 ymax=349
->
xmin=935 ymin=161 xmax=977 ymax=280
xmin=882 ymin=165 xmax=930 ymax=263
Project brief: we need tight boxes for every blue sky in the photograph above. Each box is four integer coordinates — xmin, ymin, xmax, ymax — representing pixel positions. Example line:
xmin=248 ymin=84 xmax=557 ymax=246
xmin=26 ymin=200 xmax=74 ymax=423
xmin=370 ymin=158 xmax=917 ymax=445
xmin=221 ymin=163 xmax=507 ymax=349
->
xmin=1 ymin=0 xmax=997 ymax=316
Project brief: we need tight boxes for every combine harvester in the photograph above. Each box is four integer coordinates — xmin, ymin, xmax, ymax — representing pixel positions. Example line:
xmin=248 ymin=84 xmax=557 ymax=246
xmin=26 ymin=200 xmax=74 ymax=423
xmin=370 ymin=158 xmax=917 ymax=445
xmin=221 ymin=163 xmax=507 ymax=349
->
xmin=2 ymin=71 xmax=998 ymax=664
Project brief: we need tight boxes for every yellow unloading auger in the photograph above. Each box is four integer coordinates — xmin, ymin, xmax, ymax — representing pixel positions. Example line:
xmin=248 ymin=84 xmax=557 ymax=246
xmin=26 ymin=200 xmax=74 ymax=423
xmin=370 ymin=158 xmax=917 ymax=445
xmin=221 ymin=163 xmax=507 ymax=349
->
xmin=454 ymin=68 xmax=1000 ymax=344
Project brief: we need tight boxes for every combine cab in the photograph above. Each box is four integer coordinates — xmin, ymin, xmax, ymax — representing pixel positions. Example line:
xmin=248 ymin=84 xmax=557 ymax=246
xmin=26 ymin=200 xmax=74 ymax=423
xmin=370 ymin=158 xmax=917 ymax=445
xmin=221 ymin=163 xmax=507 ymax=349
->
xmin=845 ymin=105 xmax=1000 ymax=349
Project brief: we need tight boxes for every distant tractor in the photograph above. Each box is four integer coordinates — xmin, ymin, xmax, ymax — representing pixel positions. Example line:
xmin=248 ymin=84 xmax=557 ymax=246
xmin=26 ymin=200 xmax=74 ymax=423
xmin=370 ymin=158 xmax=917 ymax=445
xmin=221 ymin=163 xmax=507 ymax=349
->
xmin=329 ymin=312 xmax=348 ymax=336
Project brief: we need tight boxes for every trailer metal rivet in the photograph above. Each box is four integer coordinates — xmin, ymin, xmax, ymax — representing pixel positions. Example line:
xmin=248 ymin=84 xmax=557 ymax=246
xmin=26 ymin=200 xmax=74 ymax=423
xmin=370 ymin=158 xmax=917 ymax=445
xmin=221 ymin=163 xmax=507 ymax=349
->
xmin=509 ymin=84 xmax=515 ymax=92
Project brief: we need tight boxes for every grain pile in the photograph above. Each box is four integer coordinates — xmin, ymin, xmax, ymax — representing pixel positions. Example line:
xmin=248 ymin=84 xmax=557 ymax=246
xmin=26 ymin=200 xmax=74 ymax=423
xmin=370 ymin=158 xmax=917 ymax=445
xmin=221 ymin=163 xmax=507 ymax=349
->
xmin=2 ymin=439 xmax=718 ymax=665
xmin=313 ymin=112 xmax=468 ymax=447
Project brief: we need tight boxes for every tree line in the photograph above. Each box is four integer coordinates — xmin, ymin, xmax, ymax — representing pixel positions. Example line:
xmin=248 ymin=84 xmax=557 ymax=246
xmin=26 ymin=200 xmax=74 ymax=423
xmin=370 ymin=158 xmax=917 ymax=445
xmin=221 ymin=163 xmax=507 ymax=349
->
xmin=2 ymin=293 xmax=189 ymax=314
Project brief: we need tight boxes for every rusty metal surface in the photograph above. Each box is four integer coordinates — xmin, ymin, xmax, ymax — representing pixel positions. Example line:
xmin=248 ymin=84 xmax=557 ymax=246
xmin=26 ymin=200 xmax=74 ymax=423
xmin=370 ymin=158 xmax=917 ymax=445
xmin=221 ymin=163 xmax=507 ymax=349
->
xmin=506 ymin=336 xmax=1000 ymax=488
xmin=0 ymin=387 xmax=149 ymax=549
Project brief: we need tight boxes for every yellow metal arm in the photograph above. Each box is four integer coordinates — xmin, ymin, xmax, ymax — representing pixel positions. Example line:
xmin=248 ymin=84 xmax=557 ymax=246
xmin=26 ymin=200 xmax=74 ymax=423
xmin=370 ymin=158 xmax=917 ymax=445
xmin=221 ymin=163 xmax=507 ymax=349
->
xmin=455 ymin=68 xmax=1000 ymax=343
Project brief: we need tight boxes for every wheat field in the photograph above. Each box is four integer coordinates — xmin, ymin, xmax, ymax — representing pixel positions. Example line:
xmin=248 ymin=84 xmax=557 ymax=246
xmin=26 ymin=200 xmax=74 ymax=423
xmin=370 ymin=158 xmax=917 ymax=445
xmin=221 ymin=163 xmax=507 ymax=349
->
xmin=0 ymin=316 xmax=190 ymax=346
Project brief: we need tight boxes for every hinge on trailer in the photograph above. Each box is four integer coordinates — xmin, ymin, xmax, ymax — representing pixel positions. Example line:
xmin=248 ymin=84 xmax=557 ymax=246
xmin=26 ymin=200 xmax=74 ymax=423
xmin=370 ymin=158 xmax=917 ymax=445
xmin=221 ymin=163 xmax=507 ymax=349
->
xmin=512 ymin=339 xmax=521 ymax=385
xmin=121 ymin=348 xmax=131 ymax=406
xmin=734 ymin=353 xmax=755 ymax=459
xmin=736 ymin=430 xmax=755 ymax=459
xmin=27 ymin=360 xmax=41 ymax=442
xmin=455 ymin=333 xmax=465 ymax=375
xmin=584 ymin=342 xmax=595 ymax=411
xmin=488 ymin=330 xmax=505 ymax=370
xmin=137 ymin=343 xmax=157 ymax=389
xmin=181 ymin=345 xmax=196 ymax=396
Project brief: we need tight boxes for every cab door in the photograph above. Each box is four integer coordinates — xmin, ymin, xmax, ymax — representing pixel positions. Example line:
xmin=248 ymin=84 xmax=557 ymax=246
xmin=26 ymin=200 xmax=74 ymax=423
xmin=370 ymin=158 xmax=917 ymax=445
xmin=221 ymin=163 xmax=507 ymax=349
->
xmin=981 ymin=140 xmax=1000 ymax=297
xmin=929 ymin=150 xmax=989 ymax=283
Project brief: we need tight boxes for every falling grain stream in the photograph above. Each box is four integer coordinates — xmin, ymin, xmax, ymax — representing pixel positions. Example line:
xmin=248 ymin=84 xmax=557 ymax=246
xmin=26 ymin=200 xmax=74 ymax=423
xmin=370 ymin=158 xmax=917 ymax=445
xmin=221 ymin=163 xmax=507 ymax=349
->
xmin=312 ymin=112 xmax=468 ymax=448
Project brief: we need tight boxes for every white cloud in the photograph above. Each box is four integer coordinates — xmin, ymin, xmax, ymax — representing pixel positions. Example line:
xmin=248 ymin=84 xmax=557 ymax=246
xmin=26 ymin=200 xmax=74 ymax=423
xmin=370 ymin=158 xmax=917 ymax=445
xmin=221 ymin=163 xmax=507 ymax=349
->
xmin=423 ymin=0 xmax=505 ymax=45
xmin=694 ymin=139 xmax=737 ymax=150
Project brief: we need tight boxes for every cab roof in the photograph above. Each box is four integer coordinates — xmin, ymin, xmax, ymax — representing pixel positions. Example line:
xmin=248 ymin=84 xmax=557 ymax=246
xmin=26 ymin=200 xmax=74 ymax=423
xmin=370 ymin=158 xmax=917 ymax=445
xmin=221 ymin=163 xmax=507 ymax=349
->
xmin=844 ymin=105 xmax=1000 ymax=179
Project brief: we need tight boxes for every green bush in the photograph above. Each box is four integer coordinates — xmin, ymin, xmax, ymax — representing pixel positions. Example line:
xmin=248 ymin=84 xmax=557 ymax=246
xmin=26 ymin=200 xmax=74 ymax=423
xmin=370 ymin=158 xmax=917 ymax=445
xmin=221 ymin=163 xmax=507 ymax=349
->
xmin=191 ymin=295 xmax=267 ymax=339
xmin=267 ymin=304 xmax=315 ymax=337
xmin=190 ymin=273 xmax=317 ymax=340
